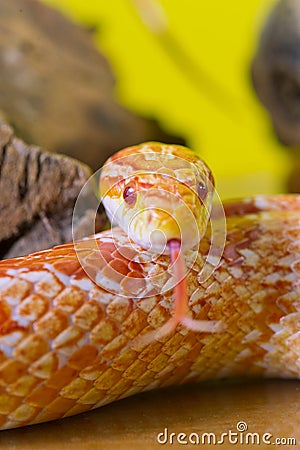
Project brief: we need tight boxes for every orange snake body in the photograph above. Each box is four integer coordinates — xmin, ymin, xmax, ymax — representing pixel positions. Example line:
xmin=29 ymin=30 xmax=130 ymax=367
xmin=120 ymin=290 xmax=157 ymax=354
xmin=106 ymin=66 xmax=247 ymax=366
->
xmin=0 ymin=144 xmax=299 ymax=429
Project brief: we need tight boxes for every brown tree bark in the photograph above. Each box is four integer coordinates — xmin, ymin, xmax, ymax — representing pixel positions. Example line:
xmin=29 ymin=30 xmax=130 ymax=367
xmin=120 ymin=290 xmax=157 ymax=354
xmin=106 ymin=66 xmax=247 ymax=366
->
xmin=0 ymin=115 xmax=107 ymax=259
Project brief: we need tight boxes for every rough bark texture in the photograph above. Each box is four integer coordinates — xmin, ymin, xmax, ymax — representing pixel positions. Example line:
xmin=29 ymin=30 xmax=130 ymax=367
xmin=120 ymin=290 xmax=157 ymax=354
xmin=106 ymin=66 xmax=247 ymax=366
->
xmin=251 ymin=0 xmax=300 ymax=192
xmin=0 ymin=115 xmax=107 ymax=260
xmin=0 ymin=0 xmax=184 ymax=171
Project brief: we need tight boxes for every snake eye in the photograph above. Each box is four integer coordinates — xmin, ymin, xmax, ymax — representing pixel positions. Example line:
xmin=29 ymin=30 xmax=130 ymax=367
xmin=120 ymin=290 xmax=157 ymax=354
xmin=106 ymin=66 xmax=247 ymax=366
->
xmin=123 ymin=185 xmax=137 ymax=206
xmin=197 ymin=182 xmax=208 ymax=203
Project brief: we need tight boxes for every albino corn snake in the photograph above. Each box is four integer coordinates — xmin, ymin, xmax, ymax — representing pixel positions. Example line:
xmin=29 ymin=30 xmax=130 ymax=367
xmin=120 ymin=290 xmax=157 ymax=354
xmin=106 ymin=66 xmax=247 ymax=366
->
xmin=0 ymin=142 xmax=299 ymax=429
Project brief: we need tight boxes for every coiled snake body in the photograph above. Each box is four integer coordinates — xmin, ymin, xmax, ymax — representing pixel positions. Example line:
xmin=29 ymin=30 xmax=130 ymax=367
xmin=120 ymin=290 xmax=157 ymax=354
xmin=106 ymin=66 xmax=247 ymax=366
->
xmin=0 ymin=143 xmax=299 ymax=429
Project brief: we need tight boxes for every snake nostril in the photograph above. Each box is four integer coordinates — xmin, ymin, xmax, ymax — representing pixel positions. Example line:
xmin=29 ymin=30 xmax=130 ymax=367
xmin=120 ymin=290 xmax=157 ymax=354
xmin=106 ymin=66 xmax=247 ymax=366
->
xmin=123 ymin=185 xmax=137 ymax=206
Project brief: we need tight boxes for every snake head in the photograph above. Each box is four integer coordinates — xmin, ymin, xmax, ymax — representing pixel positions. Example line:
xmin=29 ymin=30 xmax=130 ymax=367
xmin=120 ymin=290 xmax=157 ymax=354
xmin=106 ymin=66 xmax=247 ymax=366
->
xmin=99 ymin=142 xmax=214 ymax=254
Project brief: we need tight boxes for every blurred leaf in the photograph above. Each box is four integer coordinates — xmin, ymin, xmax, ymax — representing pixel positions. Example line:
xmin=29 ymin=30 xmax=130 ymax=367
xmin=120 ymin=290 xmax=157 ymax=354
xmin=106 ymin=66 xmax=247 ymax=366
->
xmin=42 ymin=0 xmax=289 ymax=198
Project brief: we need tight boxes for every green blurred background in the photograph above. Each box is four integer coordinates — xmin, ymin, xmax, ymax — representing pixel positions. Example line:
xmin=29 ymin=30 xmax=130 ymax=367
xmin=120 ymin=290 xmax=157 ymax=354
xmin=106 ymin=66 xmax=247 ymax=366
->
xmin=42 ymin=0 xmax=287 ymax=199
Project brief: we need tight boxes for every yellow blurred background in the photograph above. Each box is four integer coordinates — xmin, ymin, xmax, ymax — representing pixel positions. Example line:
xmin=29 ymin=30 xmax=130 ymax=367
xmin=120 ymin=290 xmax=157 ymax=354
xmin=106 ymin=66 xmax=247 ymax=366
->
xmin=42 ymin=0 xmax=288 ymax=198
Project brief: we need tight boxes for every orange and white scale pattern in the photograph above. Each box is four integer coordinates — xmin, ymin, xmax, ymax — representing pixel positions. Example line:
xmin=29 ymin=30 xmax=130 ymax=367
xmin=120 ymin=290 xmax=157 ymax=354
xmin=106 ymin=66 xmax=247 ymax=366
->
xmin=0 ymin=195 xmax=299 ymax=429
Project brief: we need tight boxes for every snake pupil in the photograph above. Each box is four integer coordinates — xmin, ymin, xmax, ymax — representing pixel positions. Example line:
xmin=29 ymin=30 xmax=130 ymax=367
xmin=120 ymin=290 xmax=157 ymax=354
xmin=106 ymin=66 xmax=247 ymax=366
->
xmin=123 ymin=186 xmax=136 ymax=206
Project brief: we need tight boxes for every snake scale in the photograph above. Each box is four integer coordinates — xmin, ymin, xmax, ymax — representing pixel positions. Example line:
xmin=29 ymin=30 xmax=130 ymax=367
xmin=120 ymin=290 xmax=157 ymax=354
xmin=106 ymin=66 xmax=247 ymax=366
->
xmin=0 ymin=142 xmax=299 ymax=430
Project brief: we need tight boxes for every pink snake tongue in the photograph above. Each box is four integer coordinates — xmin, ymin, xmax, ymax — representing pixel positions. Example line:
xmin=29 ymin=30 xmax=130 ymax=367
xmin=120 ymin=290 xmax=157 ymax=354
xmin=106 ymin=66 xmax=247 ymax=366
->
xmin=136 ymin=240 xmax=223 ymax=346
xmin=168 ymin=239 xmax=222 ymax=333
xmin=137 ymin=240 xmax=223 ymax=345
xmin=168 ymin=239 xmax=188 ymax=320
